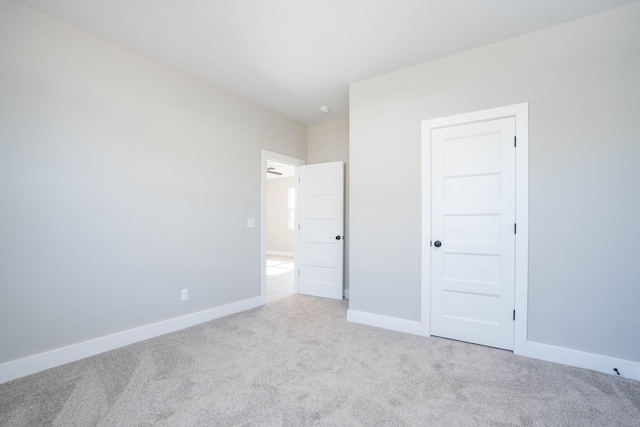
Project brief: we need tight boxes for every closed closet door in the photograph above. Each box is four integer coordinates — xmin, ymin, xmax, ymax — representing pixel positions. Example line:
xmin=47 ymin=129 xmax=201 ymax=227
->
xmin=430 ymin=117 xmax=516 ymax=350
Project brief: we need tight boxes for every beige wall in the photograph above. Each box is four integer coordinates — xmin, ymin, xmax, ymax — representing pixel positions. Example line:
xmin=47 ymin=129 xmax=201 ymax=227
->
xmin=349 ymin=3 xmax=640 ymax=362
xmin=0 ymin=1 xmax=306 ymax=364
xmin=307 ymin=117 xmax=349 ymax=164
xmin=267 ymin=177 xmax=296 ymax=254
xmin=307 ymin=117 xmax=350 ymax=292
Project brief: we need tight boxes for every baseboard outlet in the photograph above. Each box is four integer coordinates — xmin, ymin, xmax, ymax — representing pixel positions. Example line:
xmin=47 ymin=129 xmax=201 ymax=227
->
xmin=266 ymin=250 xmax=294 ymax=257
xmin=0 ymin=296 xmax=263 ymax=384
xmin=526 ymin=341 xmax=640 ymax=381
xmin=347 ymin=309 xmax=422 ymax=335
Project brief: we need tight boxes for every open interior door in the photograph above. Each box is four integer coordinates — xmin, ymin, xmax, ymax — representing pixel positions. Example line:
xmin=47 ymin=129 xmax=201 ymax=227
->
xmin=297 ymin=162 xmax=344 ymax=300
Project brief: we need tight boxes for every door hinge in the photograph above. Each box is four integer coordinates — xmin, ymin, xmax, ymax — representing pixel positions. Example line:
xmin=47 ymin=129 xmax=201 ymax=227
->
xmin=513 ymin=310 xmax=516 ymax=321
xmin=298 ymin=224 xmax=300 ymax=230
xmin=298 ymin=270 xmax=300 ymax=276
xmin=430 ymin=240 xmax=433 ymax=247
xmin=514 ymin=223 xmax=517 ymax=234
xmin=298 ymin=177 xmax=301 ymax=183
xmin=514 ymin=136 xmax=517 ymax=147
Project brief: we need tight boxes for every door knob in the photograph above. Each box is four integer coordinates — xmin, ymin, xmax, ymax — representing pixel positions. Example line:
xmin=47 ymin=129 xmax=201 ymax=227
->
xmin=434 ymin=240 xmax=442 ymax=247
xmin=336 ymin=236 xmax=341 ymax=240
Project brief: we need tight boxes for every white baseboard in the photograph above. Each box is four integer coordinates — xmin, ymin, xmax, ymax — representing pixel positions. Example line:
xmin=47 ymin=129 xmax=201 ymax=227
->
xmin=526 ymin=341 xmax=640 ymax=381
xmin=266 ymin=250 xmax=294 ymax=257
xmin=0 ymin=296 xmax=263 ymax=384
xmin=345 ymin=311 xmax=640 ymax=381
xmin=347 ymin=309 xmax=422 ymax=335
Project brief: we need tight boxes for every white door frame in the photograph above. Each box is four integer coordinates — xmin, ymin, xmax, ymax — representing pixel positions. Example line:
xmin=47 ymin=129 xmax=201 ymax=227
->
xmin=261 ymin=150 xmax=305 ymax=305
xmin=420 ymin=103 xmax=529 ymax=355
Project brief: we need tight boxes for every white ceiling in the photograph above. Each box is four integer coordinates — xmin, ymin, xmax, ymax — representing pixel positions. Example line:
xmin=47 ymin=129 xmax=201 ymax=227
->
xmin=16 ymin=0 xmax=636 ymax=124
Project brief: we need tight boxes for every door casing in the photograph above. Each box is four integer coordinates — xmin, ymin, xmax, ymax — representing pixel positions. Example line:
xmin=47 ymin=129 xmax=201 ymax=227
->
xmin=421 ymin=103 xmax=529 ymax=355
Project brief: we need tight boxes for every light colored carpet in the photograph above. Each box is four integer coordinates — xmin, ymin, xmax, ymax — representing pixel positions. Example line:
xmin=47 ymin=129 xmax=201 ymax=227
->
xmin=1 ymin=295 xmax=639 ymax=426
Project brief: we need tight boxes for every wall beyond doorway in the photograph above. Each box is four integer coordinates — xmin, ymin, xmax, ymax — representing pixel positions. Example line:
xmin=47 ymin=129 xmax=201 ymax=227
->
xmin=267 ymin=177 xmax=296 ymax=255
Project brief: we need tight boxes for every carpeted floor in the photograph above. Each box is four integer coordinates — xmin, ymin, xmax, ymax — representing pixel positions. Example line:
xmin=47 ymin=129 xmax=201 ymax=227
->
xmin=1 ymin=295 xmax=639 ymax=426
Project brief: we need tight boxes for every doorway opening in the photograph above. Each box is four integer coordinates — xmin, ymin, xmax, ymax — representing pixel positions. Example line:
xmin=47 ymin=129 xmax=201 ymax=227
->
xmin=261 ymin=150 xmax=305 ymax=304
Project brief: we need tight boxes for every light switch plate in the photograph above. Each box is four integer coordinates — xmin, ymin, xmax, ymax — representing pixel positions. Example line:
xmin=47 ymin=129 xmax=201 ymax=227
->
xmin=247 ymin=218 xmax=256 ymax=228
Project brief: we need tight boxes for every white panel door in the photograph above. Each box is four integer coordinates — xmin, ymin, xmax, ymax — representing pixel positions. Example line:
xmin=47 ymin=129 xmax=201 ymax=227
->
xmin=298 ymin=161 xmax=344 ymax=300
xmin=431 ymin=117 xmax=516 ymax=350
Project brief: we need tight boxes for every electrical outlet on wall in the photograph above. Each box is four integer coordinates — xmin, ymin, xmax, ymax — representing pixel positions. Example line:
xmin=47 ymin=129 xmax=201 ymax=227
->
xmin=181 ymin=289 xmax=188 ymax=301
